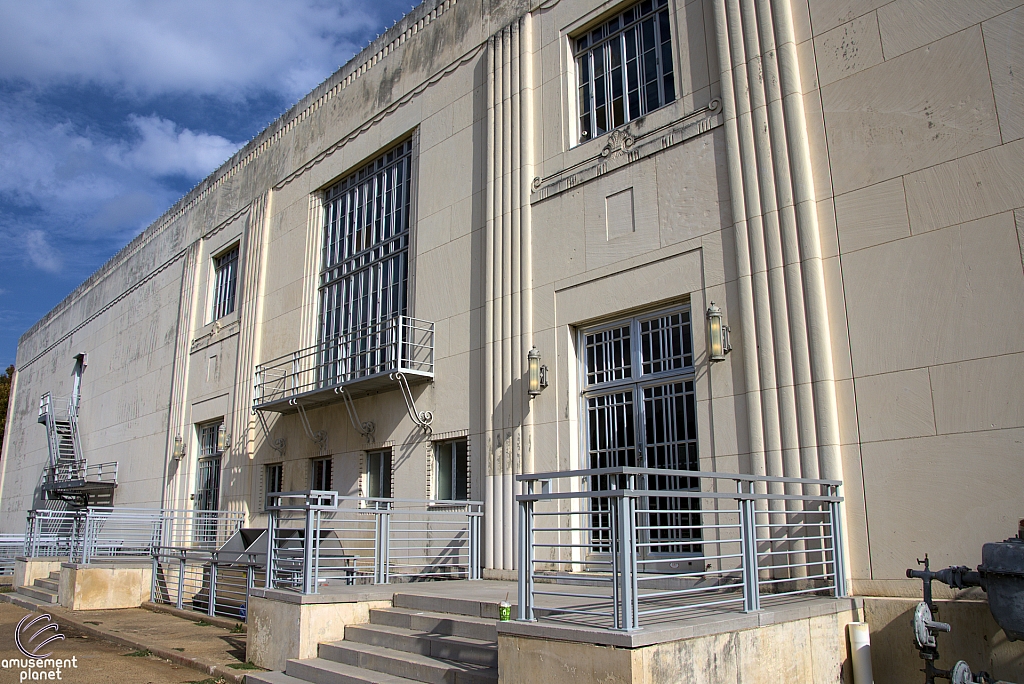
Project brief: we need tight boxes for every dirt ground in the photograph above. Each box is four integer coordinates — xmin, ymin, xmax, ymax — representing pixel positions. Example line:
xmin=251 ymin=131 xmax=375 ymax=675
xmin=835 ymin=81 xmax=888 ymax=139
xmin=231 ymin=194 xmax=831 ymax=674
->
xmin=0 ymin=602 xmax=223 ymax=684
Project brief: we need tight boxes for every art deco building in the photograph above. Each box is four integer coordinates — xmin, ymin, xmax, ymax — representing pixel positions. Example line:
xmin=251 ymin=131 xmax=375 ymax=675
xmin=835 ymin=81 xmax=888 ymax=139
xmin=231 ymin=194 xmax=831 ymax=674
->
xmin=1 ymin=0 xmax=1022 ymax=678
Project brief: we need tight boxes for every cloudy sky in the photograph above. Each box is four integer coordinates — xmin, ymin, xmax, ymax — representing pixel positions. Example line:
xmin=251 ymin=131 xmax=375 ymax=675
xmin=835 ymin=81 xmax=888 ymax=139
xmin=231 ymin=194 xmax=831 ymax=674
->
xmin=0 ymin=0 xmax=414 ymax=370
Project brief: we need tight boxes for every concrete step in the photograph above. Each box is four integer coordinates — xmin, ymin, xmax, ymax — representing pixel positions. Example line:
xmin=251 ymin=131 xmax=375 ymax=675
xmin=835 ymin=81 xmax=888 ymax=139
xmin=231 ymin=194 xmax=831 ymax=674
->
xmin=392 ymin=593 xmax=514 ymax=621
xmin=369 ymin=607 xmax=498 ymax=641
xmin=320 ymin=641 xmax=497 ymax=684
xmin=287 ymin=657 xmax=422 ymax=684
xmin=48 ymin=571 xmax=60 ymax=580
xmin=241 ymin=670 xmax=311 ymax=684
xmin=34 ymin=578 xmax=59 ymax=592
xmin=17 ymin=585 xmax=58 ymax=603
xmin=345 ymin=623 xmax=497 ymax=668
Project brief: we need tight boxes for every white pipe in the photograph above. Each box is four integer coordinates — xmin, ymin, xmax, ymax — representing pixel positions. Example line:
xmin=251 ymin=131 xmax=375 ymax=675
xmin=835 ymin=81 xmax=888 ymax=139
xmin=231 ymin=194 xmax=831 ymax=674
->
xmin=848 ymin=622 xmax=874 ymax=684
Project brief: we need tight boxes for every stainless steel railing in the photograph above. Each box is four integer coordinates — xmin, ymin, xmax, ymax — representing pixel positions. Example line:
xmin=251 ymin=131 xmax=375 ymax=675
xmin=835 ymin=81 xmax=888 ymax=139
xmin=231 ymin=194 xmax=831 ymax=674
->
xmin=266 ymin=491 xmax=482 ymax=593
xmin=0 ymin=535 xmax=25 ymax=575
xmin=253 ymin=316 xmax=434 ymax=407
xmin=25 ymin=507 xmax=245 ymax=564
xmin=151 ymin=546 xmax=265 ymax=620
xmin=516 ymin=467 xmax=846 ymax=631
xmin=43 ymin=461 xmax=118 ymax=487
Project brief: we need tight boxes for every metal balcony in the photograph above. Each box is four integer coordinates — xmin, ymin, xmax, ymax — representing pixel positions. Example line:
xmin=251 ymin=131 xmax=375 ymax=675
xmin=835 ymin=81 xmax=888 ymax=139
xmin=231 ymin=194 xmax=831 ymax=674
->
xmin=253 ymin=316 xmax=434 ymax=414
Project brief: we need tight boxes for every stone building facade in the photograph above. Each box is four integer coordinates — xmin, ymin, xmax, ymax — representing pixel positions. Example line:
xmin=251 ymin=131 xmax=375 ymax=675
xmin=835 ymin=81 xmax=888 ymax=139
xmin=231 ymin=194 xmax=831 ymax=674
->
xmin=1 ymin=0 xmax=1022 ymax=596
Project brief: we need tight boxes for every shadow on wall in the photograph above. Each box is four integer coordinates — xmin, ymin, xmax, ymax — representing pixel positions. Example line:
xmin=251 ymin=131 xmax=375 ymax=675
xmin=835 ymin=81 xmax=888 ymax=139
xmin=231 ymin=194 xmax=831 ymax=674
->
xmin=864 ymin=596 xmax=1024 ymax=683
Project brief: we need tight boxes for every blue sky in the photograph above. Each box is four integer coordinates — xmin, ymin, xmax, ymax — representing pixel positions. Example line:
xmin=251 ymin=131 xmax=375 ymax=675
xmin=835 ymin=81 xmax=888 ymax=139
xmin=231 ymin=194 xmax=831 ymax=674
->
xmin=0 ymin=0 xmax=415 ymax=370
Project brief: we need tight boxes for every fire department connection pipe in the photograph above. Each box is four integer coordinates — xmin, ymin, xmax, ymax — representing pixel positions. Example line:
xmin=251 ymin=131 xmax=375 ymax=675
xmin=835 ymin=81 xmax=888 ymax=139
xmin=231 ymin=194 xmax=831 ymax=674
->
xmin=848 ymin=622 xmax=874 ymax=684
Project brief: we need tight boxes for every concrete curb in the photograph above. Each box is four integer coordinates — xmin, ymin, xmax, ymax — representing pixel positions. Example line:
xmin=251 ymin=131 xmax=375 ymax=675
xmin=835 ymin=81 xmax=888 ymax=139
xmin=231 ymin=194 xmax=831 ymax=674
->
xmin=0 ymin=591 xmax=252 ymax=683
xmin=141 ymin=600 xmax=246 ymax=632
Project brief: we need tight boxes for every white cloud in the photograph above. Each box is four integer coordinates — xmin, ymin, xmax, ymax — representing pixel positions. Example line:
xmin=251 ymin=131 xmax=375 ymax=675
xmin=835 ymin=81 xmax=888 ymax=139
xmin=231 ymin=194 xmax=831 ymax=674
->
xmin=119 ymin=115 xmax=242 ymax=178
xmin=23 ymin=230 xmax=62 ymax=273
xmin=0 ymin=0 xmax=381 ymax=100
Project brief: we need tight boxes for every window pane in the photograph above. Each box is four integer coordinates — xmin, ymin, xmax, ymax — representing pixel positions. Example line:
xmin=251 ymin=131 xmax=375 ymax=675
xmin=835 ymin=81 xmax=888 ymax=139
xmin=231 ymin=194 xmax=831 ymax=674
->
xmin=639 ymin=311 xmax=692 ymax=374
xmin=584 ymin=325 xmax=632 ymax=386
xmin=213 ymin=246 xmax=239 ymax=320
xmin=436 ymin=442 xmax=453 ymax=500
xmin=573 ymin=0 xmax=676 ymax=144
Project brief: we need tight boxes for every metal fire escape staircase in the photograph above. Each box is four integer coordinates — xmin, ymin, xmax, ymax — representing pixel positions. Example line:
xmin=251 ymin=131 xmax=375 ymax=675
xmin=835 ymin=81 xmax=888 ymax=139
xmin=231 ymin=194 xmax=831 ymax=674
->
xmin=37 ymin=393 xmax=117 ymax=507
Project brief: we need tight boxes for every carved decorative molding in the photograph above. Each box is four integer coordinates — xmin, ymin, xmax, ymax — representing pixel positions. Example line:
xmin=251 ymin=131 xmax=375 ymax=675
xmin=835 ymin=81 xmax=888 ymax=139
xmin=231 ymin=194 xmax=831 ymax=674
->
xmin=530 ymin=100 xmax=722 ymax=204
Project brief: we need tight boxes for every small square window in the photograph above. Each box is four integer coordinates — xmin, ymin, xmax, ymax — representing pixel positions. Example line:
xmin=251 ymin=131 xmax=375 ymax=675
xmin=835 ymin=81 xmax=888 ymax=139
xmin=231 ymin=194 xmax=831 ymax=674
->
xmin=212 ymin=245 xmax=239 ymax=320
xmin=366 ymin=449 xmax=392 ymax=499
xmin=434 ymin=439 xmax=468 ymax=501
xmin=311 ymin=457 xmax=333 ymax=491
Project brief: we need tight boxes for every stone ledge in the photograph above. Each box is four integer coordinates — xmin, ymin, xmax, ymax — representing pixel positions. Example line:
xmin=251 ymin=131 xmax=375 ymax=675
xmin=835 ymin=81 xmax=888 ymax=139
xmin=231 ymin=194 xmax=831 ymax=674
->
xmin=249 ymin=585 xmax=397 ymax=605
xmin=497 ymin=596 xmax=863 ymax=648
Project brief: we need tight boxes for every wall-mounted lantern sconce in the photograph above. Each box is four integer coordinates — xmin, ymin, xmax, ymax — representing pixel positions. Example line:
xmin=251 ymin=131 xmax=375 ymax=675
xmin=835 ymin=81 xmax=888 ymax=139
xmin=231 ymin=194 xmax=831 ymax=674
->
xmin=528 ymin=346 xmax=549 ymax=397
xmin=706 ymin=302 xmax=732 ymax=362
xmin=172 ymin=436 xmax=185 ymax=462
xmin=217 ymin=424 xmax=230 ymax=452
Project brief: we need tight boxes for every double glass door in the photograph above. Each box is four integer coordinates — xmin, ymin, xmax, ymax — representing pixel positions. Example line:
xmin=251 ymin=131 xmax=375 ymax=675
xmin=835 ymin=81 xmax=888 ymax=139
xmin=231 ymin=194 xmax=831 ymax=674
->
xmin=582 ymin=307 xmax=702 ymax=559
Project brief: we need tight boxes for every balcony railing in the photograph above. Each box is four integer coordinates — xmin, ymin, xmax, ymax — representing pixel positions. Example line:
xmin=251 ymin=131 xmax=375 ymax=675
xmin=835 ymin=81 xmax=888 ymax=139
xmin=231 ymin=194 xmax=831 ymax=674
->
xmin=43 ymin=461 xmax=118 ymax=490
xmin=516 ymin=467 xmax=846 ymax=632
xmin=266 ymin=491 xmax=482 ymax=593
xmin=253 ymin=316 xmax=434 ymax=411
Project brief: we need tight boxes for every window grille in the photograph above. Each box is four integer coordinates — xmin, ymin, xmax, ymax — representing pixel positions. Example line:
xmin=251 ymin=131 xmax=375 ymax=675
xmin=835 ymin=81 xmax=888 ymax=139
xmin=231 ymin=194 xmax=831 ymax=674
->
xmin=212 ymin=246 xmax=239 ymax=320
xmin=580 ymin=306 xmax=700 ymax=555
xmin=319 ymin=141 xmax=413 ymax=385
xmin=198 ymin=421 xmax=221 ymax=458
xmin=575 ymin=0 xmax=676 ymax=144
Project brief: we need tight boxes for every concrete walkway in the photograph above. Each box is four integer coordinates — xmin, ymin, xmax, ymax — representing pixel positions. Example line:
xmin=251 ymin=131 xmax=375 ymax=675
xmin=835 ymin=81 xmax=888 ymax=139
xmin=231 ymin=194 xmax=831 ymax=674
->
xmin=0 ymin=590 xmax=260 ymax=683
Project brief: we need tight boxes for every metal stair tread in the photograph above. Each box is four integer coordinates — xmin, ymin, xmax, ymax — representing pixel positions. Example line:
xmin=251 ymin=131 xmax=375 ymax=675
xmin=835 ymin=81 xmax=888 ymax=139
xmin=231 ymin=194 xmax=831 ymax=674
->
xmin=322 ymin=640 xmax=498 ymax=675
xmin=288 ymin=656 xmax=423 ymax=684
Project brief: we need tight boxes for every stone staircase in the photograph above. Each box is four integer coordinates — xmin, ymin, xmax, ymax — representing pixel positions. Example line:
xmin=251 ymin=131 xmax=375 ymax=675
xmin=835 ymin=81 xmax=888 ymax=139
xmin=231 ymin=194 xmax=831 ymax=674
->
xmin=249 ymin=592 xmax=500 ymax=684
xmin=17 ymin=570 xmax=60 ymax=604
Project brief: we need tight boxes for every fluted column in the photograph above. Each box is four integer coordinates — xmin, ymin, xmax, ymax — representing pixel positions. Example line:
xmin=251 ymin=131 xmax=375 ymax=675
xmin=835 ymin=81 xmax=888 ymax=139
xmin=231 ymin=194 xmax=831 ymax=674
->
xmin=711 ymin=0 xmax=842 ymax=487
xmin=483 ymin=14 xmax=534 ymax=571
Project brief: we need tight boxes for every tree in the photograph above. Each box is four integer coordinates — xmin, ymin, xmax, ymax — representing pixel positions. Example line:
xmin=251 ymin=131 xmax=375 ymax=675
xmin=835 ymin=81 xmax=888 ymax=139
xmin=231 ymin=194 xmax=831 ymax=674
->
xmin=0 ymin=365 xmax=13 ymax=455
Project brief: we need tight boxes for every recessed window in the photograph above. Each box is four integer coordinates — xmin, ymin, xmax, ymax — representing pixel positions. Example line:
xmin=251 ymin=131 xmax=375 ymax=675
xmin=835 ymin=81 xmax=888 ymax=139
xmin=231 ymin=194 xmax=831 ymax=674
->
xmin=319 ymin=140 xmax=412 ymax=384
xmin=212 ymin=245 xmax=239 ymax=320
xmin=366 ymin=449 xmax=392 ymax=499
xmin=266 ymin=463 xmax=283 ymax=495
xmin=310 ymin=456 xmax=333 ymax=491
xmin=434 ymin=439 xmax=468 ymax=501
xmin=575 ymin=0 xmax=676 ymax=144
xmin=580 ymin=306 xmax=700 ymax=555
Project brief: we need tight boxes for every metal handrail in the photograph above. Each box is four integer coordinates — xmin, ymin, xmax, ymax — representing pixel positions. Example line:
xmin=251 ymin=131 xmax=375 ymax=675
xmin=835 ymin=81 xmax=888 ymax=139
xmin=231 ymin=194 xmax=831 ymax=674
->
xmin=516 ymin=468 xmax=846 ymax=632
xmin=266 ymin=490 xmax=482 ymax=593
xmin=253 ymin=315 xmax=434 ymax=406
xmin=24 ymin=507 xmax=245 ymax=564
xmin=44 ymin=461 xmax=118 ymax=487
